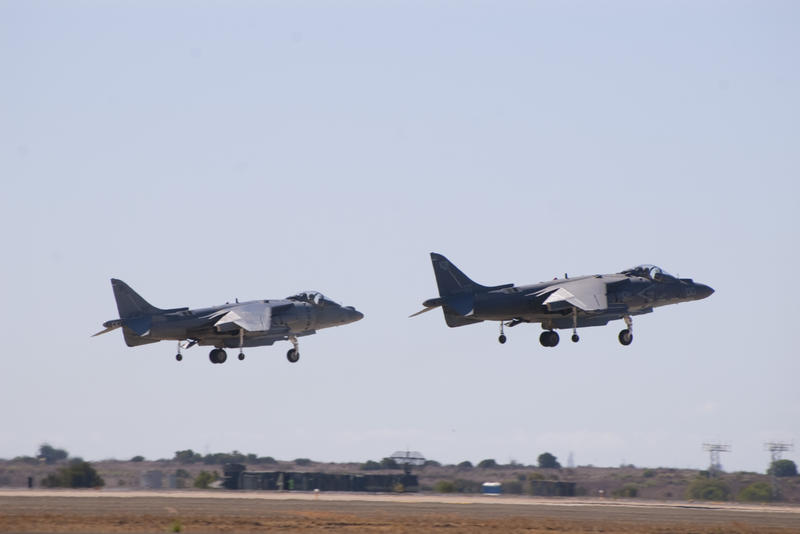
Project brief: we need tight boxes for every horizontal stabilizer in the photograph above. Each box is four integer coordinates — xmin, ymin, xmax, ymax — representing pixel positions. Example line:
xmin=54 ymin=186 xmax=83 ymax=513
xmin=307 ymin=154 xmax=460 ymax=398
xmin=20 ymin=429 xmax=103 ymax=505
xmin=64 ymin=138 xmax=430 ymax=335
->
xmin=92 ymin=324 xmax=121 ymax=337
xmin=409 ymin=306 xmax=437 ymax=318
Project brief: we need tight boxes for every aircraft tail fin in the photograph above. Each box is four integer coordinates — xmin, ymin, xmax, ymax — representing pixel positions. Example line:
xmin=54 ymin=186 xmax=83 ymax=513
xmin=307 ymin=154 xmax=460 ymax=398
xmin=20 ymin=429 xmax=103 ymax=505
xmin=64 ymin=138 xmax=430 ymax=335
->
xmin=430 ymin=253 xmax=491 ymax=296
xmin=111 ymin=279 xmax=163 ymax=318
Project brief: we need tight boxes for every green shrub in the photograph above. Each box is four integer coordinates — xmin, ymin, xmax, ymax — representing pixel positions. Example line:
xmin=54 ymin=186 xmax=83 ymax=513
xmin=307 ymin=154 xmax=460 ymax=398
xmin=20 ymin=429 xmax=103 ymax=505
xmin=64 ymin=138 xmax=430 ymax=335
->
xmin=452 ymin=479 xmax=482 ymax=493
xmin=174 ymin=449 xmax=202 ymax=464
xmin=37 ymin=444 xmax=68 ymax=464
xmin=193 ymin=471 xmax=217 ymax=489
xmin=613 ymin=484 xmax=639 ymax=498
xmin=12 ymin=456 xmax=39 ymax=465
xmin=738 ymin=482 xmax=773 ymax=502
xmin=41 ymin=460 xmax=104 ymax=488
xmin=203 ymin=451 xmax=247 ymax=465
xmin=380 ymin=457 xmax=399 ymax=469
xmin=643 ymin=469 xmax=656 ymax=478
xmin=768 ymin=460 xmax=798 ymax=477
xmin=457 ymin=461 xmax=473 ymax=469
xmin=361 ymin=460 xmax=381 ymax=471
xmin=434 ymin=480 xmax=455 ymax=493
xmin=686 ymin=477 xmax=730 ymax=501
xmin=477 ymin=459 xmax=497 ymax=468
xmin=537 ymin=452 xmax=561 ymax=469
xmin=293 ymin=458 xmax=312 ymax=466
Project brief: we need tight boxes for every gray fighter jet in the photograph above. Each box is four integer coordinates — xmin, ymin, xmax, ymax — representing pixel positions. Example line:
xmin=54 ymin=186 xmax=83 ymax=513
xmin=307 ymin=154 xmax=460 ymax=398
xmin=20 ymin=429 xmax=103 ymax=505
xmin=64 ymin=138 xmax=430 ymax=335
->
xmin=412 ymin=253 xmax=713 ymax=347
xmin=94 ymin=279 xmax=363 ymax=363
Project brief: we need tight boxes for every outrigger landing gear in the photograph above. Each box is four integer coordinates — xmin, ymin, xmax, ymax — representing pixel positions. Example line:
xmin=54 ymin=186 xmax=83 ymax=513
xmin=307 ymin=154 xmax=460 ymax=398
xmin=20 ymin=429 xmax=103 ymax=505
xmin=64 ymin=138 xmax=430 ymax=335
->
xmin=618 ymin=315 xmax=633 ymax=346
xmin=498 ymin=322 xmax=507 ymax=344
xmin=237 ymin=329 xmax=245 ymax=361
xmin=286 ymin=336 xmax=300 ymax=363
xmin=571 ymin=308 xmax=580 ymax=343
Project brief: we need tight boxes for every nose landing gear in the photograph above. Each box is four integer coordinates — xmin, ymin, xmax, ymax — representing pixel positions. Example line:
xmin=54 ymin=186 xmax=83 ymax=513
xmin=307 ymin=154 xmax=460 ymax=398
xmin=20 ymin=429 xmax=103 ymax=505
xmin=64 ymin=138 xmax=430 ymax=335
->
xmin=286 ymin=336 xmax=300 ymax=363
xmin=618 ymin=315 xmax=633 ymax=346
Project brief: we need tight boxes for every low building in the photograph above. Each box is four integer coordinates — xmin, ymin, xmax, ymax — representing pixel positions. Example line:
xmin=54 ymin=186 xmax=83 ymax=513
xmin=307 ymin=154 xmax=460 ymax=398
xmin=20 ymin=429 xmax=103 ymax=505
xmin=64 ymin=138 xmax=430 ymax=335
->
xmin=140 ymin=470 xmax=163 ymax=489
xmin=224 ymin=465 xmax=418 ymax=492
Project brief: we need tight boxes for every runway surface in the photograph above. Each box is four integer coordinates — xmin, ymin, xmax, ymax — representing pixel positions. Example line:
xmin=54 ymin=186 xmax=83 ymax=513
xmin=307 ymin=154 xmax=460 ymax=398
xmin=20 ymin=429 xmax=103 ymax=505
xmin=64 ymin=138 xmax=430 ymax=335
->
xmin=1 ymin=489 xmax=799 ymax=533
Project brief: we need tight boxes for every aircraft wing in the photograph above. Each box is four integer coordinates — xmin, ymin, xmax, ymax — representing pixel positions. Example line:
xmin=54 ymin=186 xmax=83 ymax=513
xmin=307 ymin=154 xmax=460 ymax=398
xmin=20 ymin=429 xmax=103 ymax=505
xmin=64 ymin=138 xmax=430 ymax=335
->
xmin=533 ymin=278 xmax=608 ymax=312
xmin=211 ymin=302 xmax=273 ymax=332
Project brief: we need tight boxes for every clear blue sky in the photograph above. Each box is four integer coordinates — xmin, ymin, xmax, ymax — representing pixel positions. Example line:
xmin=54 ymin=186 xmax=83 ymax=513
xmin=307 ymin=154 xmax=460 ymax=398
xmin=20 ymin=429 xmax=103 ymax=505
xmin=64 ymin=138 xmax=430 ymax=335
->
xmin=1 ymin=1 xmax=797 ymax=473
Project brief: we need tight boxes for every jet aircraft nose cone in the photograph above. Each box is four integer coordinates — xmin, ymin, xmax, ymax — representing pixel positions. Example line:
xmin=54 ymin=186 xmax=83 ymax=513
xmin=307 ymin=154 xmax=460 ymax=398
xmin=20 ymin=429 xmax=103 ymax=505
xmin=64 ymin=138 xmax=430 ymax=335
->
xmin=344 ymin=306 xmax=364 ymax=322
xmin=696 ymin=284 xmax=714 ymax=300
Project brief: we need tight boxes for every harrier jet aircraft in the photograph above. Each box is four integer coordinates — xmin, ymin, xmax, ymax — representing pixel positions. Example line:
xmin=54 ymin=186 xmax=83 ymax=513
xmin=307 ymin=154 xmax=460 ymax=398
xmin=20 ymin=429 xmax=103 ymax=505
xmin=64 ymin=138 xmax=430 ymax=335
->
xmin=94 ymin=279 xmax=363 ymax=363
xmin=411 ymin=253 xmax=713 ymax=347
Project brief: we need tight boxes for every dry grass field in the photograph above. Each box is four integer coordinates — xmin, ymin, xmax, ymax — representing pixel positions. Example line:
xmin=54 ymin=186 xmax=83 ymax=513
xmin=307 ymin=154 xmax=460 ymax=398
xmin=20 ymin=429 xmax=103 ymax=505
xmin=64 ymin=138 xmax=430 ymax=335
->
xmin=1 ymin=490 xmax=799 ymax=534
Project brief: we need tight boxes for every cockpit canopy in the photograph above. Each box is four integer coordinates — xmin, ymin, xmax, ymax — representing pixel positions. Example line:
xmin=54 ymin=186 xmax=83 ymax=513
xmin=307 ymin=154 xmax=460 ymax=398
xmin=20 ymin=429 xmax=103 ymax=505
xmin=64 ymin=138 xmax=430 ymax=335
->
xmin=287 ymin=291 xmax=339 ymax=306
xmin=622 ymin=264 xmax=675 ymax=281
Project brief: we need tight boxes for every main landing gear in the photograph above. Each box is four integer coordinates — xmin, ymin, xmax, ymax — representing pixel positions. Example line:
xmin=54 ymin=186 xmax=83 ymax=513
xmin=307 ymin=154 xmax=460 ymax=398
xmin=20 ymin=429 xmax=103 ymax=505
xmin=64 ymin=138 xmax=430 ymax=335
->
xmin=539 ymin=330 xmax=560 ymax=347
xmin=209 ymin=348 xmax=227 ymax=364
xmin=286 ymin=336 xmax=300 ymax=363
xmin=498 ymin=322 xmax=507 ymax=344
xmin=618 ymin=315 xmax=633 ymax=346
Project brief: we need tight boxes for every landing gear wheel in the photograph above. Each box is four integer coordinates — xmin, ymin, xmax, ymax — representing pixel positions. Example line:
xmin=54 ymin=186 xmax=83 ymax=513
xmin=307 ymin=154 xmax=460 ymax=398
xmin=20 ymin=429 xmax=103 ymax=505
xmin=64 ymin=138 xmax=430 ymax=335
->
xmin=287 ymin=348 xmax=300 ymax=363
xmin=498 ymin=334 xmax=507 ymax=344
xmin=549 ymin=331 xmax=560 ymax=347
xmin=209 ymin=348 xmax=228 ymax=364
xmin=571 ymin=334 xmax=580 ymax=343
xmin=176 ymin=354 xmax=183 ymax=361
xmin=540 ymin=331 xmax=559 ymax=347
xmin=618 ymin=329 xmax=633 ymax=346
xmin=238 ymin=352 xmax=245 ymax=361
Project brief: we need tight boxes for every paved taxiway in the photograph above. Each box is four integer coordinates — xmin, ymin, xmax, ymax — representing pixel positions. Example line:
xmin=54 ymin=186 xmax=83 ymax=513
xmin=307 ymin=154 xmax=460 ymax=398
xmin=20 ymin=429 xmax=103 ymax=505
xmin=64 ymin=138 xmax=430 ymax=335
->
xmin=1 ymin=489 xmax=799 ymax=532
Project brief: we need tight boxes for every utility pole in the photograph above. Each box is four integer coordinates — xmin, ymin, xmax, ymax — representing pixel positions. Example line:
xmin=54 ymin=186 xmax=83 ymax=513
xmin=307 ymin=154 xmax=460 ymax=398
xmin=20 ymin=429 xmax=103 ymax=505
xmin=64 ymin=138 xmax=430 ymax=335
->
xmin=702 ymin=443 xmax=730 ymax=476
xmin=765 ymin=442 xmax=793 ymax=500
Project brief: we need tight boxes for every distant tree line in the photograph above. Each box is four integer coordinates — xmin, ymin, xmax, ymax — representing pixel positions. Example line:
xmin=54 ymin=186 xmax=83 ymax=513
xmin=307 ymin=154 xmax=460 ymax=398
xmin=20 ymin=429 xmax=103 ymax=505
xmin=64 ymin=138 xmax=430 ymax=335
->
xmin=173 ymin=449 xmax=278 ymax=465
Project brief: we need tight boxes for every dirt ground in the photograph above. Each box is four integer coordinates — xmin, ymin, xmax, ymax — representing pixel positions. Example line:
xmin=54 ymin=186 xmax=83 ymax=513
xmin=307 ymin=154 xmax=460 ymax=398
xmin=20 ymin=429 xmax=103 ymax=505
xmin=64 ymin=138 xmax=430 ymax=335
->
xmin=1 ymin=490 xmax=799 ymax=533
